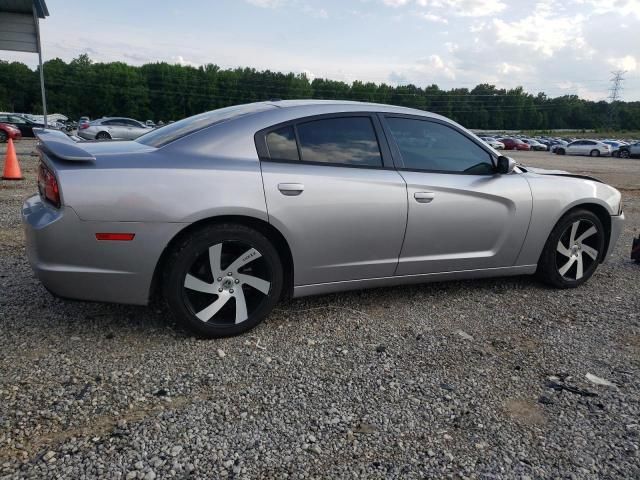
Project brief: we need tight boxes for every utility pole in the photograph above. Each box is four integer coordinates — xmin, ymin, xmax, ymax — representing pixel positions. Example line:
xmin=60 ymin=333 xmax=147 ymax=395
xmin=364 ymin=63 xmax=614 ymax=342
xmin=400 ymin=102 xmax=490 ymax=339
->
xmin=607 ymin=70 xmax=626 ymax=130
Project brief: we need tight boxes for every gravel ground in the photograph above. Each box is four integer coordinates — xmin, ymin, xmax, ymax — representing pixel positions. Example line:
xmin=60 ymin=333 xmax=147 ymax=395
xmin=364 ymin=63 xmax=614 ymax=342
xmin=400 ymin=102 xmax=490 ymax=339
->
xmin=1 ymin=141 xmax=639 ymax=479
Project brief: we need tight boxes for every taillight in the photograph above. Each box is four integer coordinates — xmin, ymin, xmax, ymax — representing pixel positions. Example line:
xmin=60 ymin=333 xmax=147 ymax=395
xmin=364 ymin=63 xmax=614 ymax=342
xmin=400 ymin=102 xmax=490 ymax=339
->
xmin=79 ymin=123 xmax=89 ymax=129
xmin=37 ymin=162 xmax=61 ymax=208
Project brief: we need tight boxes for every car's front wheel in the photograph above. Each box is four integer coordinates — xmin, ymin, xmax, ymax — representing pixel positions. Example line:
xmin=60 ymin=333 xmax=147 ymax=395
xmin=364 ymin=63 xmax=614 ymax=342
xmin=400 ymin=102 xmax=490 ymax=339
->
xmin=96 ymin=131 xmax=111 ymax=140
xmin=537 ymin=209 xmax=605 ymax=288
xmin=164 ymin=224 xmax=283 ymax=338
xmin=619 ymin=150 xmax=630 ymax=159
xmin=590 ymin=149 xmax=600 ymax=157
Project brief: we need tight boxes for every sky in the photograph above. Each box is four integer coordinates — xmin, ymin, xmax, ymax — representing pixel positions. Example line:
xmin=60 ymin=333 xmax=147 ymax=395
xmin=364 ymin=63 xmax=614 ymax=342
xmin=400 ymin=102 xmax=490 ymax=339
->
xmin=4 ymin=0 xmax=640 ymax=100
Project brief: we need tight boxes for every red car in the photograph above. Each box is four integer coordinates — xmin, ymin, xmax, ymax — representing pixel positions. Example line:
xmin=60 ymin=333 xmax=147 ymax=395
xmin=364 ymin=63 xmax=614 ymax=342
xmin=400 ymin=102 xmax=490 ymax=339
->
xmin=498 ymin=138 xmax=530 ymax=151
xmin=0 ymin=123 xmax=21 ymax=143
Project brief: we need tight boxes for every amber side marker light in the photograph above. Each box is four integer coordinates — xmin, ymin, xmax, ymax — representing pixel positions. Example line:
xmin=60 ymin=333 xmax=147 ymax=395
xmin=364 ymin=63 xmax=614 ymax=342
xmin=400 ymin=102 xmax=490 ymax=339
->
xmin=95 ymin=233 xmax=136 ymax=241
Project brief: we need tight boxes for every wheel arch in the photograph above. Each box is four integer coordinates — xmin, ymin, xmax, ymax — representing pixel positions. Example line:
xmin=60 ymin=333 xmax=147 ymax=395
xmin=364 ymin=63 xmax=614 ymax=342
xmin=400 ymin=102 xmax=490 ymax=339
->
xmin=149 ymin=215 xmax=294 ymax=303
xmin=548 ymin=202 xmax=612 ymax=264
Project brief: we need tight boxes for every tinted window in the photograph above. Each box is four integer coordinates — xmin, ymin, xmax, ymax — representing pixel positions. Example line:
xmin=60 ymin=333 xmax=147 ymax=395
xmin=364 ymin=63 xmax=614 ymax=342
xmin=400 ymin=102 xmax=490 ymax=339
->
xmin=386 ymin=117 xmax=493 ymax=174
xmin=0 ymin=115 xmax=8 ymax=122
xmin=137 ymin=103 xmax=274 ymax=148
xmin=266 ymin=126 xmax=299 ymax=162
xmin=9 ymin=116 xmax=26 ymax=124
xmin=296 ymin=117 xmax=382 ymax=167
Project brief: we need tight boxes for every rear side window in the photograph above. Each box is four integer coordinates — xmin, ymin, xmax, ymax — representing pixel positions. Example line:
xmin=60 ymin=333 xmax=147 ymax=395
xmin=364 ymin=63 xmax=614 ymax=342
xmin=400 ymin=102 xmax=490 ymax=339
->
xmin=296 ymin=117 xmax=382 ymax=167
xmin=266 ymin=126 xmax=299 ymax=162
xmin=386 ymin=117 xmax=494 ymax=174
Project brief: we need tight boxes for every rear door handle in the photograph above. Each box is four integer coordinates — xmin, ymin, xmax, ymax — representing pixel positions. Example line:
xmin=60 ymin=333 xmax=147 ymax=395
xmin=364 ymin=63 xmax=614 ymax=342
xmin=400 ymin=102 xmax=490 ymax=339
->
xmin=414 ymin=192 xmax=435 ymax=203
xmin=278 ymin=183 xmax=304 ymax=196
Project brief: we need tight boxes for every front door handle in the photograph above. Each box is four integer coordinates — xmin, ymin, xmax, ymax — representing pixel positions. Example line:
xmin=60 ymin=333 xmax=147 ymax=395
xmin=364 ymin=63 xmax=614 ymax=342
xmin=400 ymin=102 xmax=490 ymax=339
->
xmin=278 ymin=183 xmax=305 ymax=196
xmin=414 ymin=192 xmax=435 ymax=203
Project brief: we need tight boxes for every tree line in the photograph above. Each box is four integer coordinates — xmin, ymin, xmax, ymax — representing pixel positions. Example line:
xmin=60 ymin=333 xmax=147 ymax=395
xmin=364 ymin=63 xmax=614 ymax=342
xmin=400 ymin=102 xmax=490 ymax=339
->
xmin=1 ymin=54 xmax=639 ymax=131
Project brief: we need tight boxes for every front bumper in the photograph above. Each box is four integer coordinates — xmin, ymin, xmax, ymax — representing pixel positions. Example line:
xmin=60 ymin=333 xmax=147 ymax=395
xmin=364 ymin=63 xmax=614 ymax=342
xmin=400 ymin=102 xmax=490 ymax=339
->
xmin=22 ymin=195 xmax=186 ymax=305
xmin=605 ymin=212 xmax=625 ymax=261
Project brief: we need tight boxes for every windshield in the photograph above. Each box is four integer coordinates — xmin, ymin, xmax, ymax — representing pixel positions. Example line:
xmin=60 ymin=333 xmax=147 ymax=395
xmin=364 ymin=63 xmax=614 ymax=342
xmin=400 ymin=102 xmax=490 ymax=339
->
xmin=136 ymin=103 xmax=275 ymax=148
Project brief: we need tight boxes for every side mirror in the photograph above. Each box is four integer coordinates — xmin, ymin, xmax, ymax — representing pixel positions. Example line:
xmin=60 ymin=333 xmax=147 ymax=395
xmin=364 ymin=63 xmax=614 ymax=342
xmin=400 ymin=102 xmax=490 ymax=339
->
xmin=496 ymin=156 xmax=516 ymax=174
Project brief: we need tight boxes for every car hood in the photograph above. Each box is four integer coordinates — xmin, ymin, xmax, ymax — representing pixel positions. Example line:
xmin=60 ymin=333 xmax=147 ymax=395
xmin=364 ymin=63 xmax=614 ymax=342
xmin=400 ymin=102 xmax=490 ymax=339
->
xmin=523 ymin=166 xmax=603 ymax=183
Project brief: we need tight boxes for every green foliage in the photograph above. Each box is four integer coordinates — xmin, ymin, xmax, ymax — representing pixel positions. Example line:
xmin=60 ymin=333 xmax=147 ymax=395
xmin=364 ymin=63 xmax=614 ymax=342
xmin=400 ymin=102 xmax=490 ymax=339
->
xmin=1 ymin=56 xmax=639 ymax=130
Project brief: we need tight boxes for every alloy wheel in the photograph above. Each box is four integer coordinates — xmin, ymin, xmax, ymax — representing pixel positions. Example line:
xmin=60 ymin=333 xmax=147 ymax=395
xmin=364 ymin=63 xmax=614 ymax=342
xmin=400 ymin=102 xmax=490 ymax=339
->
xmin=181 ymin=240 xmax=272 ymax=325
xmin=555 ymin=219 xmax=600 ymax=281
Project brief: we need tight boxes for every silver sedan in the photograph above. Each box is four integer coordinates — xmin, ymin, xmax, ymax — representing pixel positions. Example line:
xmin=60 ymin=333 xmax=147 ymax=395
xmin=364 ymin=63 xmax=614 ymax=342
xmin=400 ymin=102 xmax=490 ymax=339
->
xmin=77 ymin=117 xmax=152 ymax=140
xmin=23 ymin=101 xmax=624 ymax=337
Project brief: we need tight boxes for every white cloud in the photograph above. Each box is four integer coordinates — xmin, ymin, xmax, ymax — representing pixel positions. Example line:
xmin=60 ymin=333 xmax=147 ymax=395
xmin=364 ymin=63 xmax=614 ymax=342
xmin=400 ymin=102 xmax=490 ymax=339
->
xmin=245 ymin=0 xmax=286 ymax=7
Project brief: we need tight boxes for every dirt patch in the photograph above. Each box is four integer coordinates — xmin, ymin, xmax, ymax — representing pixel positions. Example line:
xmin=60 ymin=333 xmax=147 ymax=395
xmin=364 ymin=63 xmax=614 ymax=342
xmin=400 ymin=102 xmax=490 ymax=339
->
xmin=504 ymin=398 xmax=546 ymax=426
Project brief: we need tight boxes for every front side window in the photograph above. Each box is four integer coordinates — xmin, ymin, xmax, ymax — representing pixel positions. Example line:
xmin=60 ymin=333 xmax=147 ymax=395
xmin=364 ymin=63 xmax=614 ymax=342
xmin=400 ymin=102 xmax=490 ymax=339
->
xmin=9 ymin=116 xmax=26 ymax=124
xmin=386 ymin=117 xmax=494 ymax=174
xmin=296 ymin=117 xmax=382 ymax=167
xmin=266 ymin=126 xmax=299 ymax=162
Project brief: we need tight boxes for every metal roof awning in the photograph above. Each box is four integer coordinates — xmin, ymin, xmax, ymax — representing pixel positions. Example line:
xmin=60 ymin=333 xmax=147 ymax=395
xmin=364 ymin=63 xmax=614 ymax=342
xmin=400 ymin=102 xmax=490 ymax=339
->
xmin=0 ymin=0 xmax=48 ymax=52
xmin=0 ymin=0 xmax=50 ymax=125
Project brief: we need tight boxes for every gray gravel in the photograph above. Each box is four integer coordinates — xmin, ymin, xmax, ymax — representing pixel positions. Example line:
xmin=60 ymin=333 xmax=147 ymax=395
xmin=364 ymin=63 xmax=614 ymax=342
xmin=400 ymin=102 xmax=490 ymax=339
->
xmin=1 ymin=141 xmax=639 ymax=478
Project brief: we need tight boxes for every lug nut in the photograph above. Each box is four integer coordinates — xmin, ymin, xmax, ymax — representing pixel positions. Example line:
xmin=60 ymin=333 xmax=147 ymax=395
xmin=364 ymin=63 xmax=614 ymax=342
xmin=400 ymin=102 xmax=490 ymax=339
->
xmin=235 ymin=279 xmax=240 ymax=284
xmin=217 ymin=277 xmax=222 ymax=282
xmin=227 ymin=272 xmax=232 ymax=276
xmin=218 ymin=288 xmax=223 ymax=293
xmin=229 ymin=289 xmax=234 ymax=294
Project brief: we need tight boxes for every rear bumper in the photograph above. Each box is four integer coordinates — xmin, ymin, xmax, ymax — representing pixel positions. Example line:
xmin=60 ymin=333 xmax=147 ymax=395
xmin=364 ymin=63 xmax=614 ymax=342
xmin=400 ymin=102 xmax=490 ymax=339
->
xmin=605 ymin=212 xmax=625 ymax=261
xmin=22 ymin=195 xmax=186 ymax=305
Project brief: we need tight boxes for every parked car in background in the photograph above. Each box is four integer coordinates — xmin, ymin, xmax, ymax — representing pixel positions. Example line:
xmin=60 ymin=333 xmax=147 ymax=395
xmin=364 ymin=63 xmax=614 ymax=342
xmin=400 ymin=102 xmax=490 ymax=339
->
xmin=555 ymin=140 xmax=611 ymax=157
xmin=146 ymin=120 xmax=156 ymax=128
xmin=522 ymin=139 xmax=547 ymax=151
xmin=77 ymin=117 xmax=152 ymax=140
xmin=0 ymin=122 xmax=22 ymax=142
xmin=0 ymin=113 xmax=52 ymax=138
xmin=499 ymin=138 xmax=531 ymax=151
xmin=617 ymin=141 xmax=640 ymax=159
xmin=548 ymin=139 xmax=568 ymax=152
xmin=78 ymin=116 xmax=90 ymax=129
xmin=601 ymin=141 xmax=627 ymax=157
xmin=23 ymin=100 xmax=624 ymax=338
xmin=479 ymin=136 xmax=505 ymax=149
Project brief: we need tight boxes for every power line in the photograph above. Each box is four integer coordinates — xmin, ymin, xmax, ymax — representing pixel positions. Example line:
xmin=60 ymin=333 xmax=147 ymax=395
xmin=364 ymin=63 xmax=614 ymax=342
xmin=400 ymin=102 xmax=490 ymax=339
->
xmin=607 ymin=70 xmax=626 ymax=129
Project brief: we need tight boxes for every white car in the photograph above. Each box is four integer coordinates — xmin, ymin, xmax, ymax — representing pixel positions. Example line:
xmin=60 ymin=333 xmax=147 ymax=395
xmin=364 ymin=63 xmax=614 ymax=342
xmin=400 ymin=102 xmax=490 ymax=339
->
xmin=77 ymin=117 xmax=152 ymax=141
xmin=555 ymin=140 xmax=612 ymax=157
xmin=480 ymin=137 xmax=505 ymax=149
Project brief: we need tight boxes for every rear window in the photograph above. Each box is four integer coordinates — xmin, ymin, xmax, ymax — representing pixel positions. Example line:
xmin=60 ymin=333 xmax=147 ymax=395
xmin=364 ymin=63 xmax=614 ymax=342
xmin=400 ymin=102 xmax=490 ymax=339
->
xmin=296 ymin=117 xmax=382 ymax=167
xmin=136 ymin=103 xmax=274 ymax=148
xmin=266 ymin=126 xmax=299 ymax=162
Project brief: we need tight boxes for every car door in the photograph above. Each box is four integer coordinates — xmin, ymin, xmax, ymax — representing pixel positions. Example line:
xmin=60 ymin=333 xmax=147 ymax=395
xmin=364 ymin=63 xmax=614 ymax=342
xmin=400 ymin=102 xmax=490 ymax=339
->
xmin=631 ymin=142 xmax=640 ymax=156
xmin=381 ymin=115 xmax=532 ymax=275
xmin=566 ymin=141 xmax=581 ymax=155
xmin=123 ymin=120 xmax=145 ymax=139
xmin=258 ymin=114 xmax=407 ymax=286
xmin=8 ymin=116 xmax=32 ymax=137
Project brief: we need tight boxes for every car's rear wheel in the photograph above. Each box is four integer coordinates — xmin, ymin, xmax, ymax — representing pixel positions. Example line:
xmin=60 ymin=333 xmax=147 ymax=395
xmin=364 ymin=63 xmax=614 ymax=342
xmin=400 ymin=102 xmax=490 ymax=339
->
xmin=619 ymin=150 xmax=630 ymax=159
xmin=96 ymin=131 xmax=111 ymax=140
xmin=537 ymin=209 xmax=605 ymax=288
xmin=163 ymin=224 xmax=283 ymax=338
xmin=590 ymin=149 xmax=600 ymax=157
xmin=556 ymin=148 xmax=565 ymax=155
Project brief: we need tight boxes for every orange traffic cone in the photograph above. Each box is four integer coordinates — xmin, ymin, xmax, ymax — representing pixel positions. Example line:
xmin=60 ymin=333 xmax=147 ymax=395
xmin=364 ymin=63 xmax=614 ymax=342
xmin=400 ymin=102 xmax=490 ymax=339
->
xmin=2 ymin=138 xmax=23 ymax=180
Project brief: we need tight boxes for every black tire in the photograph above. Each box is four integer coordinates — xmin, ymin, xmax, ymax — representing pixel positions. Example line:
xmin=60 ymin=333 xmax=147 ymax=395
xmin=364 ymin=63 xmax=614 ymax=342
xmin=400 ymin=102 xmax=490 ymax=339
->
xmin=0 ymin=131 xmax=7 ymax=143
xmin=96 ymin=131 xmax=111 ymax=140
xmin=163 ymin=223 xmax=283 ymax=338
xmin=537 ymin=209 xmax=605 ymax=288
xmin=590 ymin=149 xmax=600 ymax=157
xmin=619 ymin=150 xmax=630 ymax=159
xmin=556 ymin=148 xmax=565 ymax=155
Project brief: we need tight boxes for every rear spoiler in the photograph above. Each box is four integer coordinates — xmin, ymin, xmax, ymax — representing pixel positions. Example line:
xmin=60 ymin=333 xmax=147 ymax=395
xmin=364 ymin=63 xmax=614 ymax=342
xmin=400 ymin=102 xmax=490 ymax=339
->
xmin=33 ymin=128 xmax=95 ymax=162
